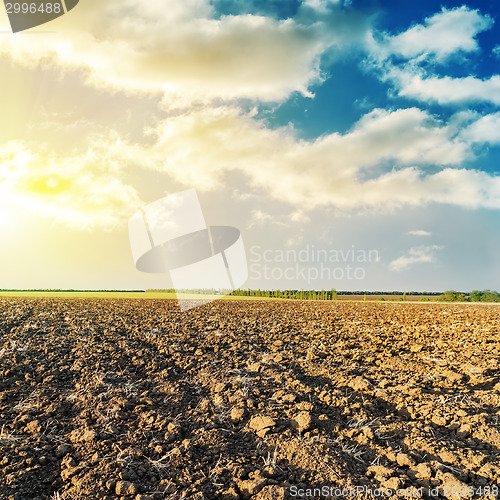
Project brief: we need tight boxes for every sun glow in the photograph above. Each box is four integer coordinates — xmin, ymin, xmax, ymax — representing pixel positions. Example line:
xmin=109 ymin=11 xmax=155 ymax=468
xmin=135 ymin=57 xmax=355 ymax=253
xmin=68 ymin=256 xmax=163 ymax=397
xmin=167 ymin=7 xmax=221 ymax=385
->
xmin=23 ymin=175 xmax=72 ymax=196
xmin=0 ymin=202 xmax=20 ymax=232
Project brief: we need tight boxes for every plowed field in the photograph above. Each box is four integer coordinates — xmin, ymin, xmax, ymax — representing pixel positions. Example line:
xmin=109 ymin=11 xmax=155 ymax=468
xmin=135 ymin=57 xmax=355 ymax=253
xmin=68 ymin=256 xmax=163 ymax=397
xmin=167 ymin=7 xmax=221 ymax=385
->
xmin=0 ymin=298 xmax=499 ymax=499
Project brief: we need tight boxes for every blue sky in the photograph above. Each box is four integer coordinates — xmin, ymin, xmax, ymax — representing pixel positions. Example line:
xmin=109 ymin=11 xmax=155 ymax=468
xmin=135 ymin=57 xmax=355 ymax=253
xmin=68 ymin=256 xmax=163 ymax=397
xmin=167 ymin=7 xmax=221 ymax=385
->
xmin=0 ymin=0 xmax=499 ymax=291
xmin=267 ymin=0 xmax=500 ymax=138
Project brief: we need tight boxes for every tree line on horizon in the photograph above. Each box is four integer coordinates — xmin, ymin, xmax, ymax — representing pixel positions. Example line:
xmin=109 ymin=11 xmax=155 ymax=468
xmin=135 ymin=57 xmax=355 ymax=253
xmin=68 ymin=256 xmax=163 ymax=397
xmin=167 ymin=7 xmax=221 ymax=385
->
xmin=434 ymin=290 xmax=500 ymax=303
xmin=148 ymin=288 xmax=417 ymax=300
xmin=1 ymin=288 xmax=497 ymax=302
xmin=146 ymin=288 xmax=500 ymax=302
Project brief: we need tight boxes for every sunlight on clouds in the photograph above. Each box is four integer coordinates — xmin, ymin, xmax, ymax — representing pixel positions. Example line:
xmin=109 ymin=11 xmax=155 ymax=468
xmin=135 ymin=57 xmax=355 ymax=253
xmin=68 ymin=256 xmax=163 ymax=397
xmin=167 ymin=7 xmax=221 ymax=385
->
xmin=0 ymin=0 xmax=344 ymax=102
xmin=142 ymin=106 xmax=500 ymax=211
xmin=1 ymin=0 xmax=499 ymax=231
xmin=339 ymin=108 xmax=469 ymax=165
xmin=0 ymin=0 xmax=499 ymax=293
xmin=23 ymin=175 xmax=72 ymax=196
xmin=0 ymin=140 xmax=142 ymax=230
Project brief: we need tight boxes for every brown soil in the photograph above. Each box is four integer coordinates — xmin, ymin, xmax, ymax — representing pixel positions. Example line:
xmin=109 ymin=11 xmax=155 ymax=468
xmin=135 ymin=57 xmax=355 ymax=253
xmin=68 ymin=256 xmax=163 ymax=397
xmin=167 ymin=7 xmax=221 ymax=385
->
xmin=0 ymin=298 xmax=499 ymax=500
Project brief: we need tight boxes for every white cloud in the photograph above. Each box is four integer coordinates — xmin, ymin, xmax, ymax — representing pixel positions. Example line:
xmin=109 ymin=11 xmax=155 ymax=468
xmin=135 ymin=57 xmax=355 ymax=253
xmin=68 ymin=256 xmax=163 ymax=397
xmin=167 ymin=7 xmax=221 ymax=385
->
xmin=0 ymin=0 xmax=367 ymax=103
xmin=365 ymin=6 xmax=500 ymax=106
xmin=247 ymin=208 xmax=309 ymax=229
xmin=248 ymin=209 xmax=280 ymax=228
xmin=139 ymin=106 xmax=500 ymax=211
xmin=383 ymin=7 xmax=492 ymax=62
xmin=494 ymin=45 xmax=500 ymax=58
xmin=460 ymin=112 xmax=500 ymax=144
xmin=390 ymin=245 xmax=443 ymax=271
xmin=391 ymin=70 xmax=500 ymax=106
xmin=2 ymin=101 xmax=499 ymax=230
xmin=407 ymin=230 xmax=431 ymax=237
xmin=147 ymin=106 xmax=469 ymax=179
xmin=2 ymin=2 xmax=500 ymax=229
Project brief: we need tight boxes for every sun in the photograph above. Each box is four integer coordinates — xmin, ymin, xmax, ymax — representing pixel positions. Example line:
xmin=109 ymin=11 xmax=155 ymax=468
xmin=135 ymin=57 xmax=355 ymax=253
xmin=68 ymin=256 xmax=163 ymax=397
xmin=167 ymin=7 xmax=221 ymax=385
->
xmin=23 ymin=175 xmax=72 ymax=196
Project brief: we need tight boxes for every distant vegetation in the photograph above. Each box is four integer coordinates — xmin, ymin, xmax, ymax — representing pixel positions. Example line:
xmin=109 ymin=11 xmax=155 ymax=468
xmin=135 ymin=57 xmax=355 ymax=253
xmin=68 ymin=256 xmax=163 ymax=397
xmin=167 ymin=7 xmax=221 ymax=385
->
xmin=0 ymin=289 xmax=143 ymax=292
xmin=231 ymin=289 xmax=335 ymax=300
xmin=436 ymin=289 xmax=500 ymax=303
xmin=148 ymin=288 xmax=340 ymax=300
xmin=436 ymin=290 xmax=468 ymax=302
xmin=147 ymin=289 xmax=445 ymax=301
xmin=2 ymin=289 xmax=497 ymax=303
xmin=147 ymin=288 xmax=499 ymax=303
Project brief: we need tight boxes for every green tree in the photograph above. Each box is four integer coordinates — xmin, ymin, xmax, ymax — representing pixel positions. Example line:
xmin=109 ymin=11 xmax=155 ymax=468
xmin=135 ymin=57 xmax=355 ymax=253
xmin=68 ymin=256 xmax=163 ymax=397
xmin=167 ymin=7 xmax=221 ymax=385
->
xmin=470 ymin=290 xmax=500 ymax=302
xmin=437 ymin=290 xmax=467 ymax=302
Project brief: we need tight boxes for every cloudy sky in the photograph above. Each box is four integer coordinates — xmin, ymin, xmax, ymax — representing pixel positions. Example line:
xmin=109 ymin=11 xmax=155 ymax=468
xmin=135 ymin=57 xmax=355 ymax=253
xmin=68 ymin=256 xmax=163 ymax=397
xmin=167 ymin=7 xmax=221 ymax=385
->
xmin=0 ymin=0 xmax=499 ymax=292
